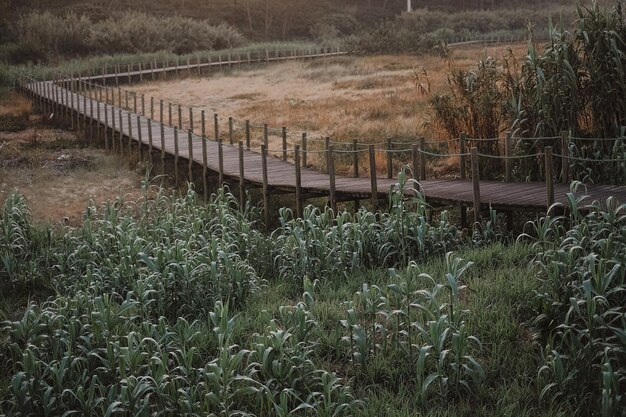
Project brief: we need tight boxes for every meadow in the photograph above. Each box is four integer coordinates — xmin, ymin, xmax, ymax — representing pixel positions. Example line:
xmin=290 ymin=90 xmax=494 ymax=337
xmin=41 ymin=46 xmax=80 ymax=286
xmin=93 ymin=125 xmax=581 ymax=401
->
xmin=1 ymin=2 xmax=625 ymax=416
xmin=0 ymin=180 xmax=624 ymax=416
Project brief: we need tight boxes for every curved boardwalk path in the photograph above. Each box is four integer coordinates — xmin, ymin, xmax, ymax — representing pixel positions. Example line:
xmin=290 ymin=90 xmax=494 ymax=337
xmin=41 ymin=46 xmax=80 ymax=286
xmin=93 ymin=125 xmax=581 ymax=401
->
xmin=19 ymin=76 xmax=626 ymax=222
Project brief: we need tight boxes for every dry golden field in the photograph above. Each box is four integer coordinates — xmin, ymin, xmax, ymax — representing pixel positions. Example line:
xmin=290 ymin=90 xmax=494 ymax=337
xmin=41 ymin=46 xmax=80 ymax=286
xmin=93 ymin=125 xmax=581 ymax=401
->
xmin=133 ymin=42 xmax=528 ymax=148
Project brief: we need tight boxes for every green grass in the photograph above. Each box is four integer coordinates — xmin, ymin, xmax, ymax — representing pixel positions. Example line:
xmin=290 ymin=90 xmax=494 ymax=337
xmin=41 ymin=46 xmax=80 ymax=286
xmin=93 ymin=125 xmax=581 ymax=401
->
xmin=0 ymin=178 xmax=624 ymax=416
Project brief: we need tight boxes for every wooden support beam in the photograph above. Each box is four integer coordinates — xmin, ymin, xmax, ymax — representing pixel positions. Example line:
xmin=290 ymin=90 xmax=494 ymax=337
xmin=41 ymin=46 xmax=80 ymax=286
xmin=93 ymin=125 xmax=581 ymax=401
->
xmin=239 ymin=141 xmax=245 ymax=210
xmin=369 ymin=145 xmax=378 ymax=212
xmin=282 ymin=127 xmax=288 ymax=161
xmin=261 ymin=144 xmax=270 ymax=229
xmin=503 ymin=132 xmax=512 ymax=183
xmin=328 ymin=145 xmax=337 ymax=214
xmin=202 ymin=134 xmax=208 ymax=200
xmin=228 ymin=117 xmax=234 ymax=145
xmin=174 ymin=127 xmax=180 ymax=186
xmin=295 ymin=144 xmax=303 ymax=218
xmin=386 ymin=137 xmax=393 ymax=179
xmin=188 ymin=130 xmax=194 ymax=183
xmin=471 ymin=147 xmax=481 ymax=224
xmin=218 ymin=140 xmax=224 ymax=186
xmin=416 ymin=136 xmax=426 ymax=180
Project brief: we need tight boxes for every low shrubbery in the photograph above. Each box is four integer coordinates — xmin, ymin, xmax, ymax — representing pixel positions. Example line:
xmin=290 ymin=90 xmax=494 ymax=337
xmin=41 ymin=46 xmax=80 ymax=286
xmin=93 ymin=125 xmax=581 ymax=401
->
xmin=1 ymin=11 xmax=246 ymax=64
xmin=521 ymin=188 xmax=626 ymax=416
xmin=1 ymin=176 xmax=624 ymax=415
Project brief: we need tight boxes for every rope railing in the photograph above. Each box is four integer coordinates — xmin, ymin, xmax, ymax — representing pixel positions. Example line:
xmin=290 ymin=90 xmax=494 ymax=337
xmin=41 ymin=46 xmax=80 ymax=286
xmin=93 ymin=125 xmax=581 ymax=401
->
xmin=18 ymin=72 xmax=624 ymax=226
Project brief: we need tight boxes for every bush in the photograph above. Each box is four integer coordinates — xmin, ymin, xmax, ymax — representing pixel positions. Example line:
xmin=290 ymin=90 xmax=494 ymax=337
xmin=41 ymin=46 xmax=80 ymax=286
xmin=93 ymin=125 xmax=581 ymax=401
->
xmin=0 ymin=41 xmax=48 ymax=65
xmin=12 ymin=11 xmax=246 ymax=60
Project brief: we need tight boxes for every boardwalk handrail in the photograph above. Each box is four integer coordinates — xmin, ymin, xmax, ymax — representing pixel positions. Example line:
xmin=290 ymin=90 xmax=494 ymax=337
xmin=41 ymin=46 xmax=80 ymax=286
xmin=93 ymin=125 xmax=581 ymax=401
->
xmin=14 ymin=68 xmax=626 ymax=228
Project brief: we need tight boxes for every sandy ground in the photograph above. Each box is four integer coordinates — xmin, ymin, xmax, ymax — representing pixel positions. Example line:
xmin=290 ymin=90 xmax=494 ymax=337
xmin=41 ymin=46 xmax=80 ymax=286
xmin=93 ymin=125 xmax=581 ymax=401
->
xmin=0 ymin=123 xmax=144 ymax=226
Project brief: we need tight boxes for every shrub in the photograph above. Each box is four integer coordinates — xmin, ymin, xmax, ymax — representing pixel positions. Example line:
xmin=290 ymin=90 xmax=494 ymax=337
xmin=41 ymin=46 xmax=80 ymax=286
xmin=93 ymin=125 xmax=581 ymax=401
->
xmin=12 ymin=11 xmax=246 ymax=60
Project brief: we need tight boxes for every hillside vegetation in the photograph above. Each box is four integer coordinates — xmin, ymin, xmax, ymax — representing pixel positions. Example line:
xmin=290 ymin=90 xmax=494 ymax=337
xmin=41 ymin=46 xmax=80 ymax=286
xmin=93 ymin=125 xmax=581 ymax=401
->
xmin=0 ymin=0 xmax=583 ymax=65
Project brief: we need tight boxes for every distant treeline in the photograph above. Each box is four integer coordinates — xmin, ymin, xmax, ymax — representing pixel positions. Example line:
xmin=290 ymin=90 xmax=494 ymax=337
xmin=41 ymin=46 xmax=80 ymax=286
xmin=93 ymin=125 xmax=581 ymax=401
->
xmin=1 ymin=0 xmax=578 ymax=43
xmin=0 ymin=0 xmax=598 ymax=64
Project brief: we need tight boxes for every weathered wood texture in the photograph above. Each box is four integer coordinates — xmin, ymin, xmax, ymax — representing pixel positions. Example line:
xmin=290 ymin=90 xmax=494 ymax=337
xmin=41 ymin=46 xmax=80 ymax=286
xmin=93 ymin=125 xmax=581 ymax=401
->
xmin=24 ymin=80 xmax=626 ymax=213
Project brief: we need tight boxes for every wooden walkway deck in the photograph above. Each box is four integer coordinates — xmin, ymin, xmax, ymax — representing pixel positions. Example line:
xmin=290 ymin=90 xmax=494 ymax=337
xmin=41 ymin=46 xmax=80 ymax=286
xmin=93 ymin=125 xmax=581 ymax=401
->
xmin=21 ymin=79 xmax=626 ymax=219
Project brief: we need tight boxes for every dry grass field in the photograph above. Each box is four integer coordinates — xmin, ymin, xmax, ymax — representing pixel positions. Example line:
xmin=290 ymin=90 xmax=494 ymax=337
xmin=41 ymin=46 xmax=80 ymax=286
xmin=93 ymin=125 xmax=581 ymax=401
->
xmin=0 ymin=94 xmax=144 ymax=225
xmin=133 ymin=43 xmax=528 ymax=147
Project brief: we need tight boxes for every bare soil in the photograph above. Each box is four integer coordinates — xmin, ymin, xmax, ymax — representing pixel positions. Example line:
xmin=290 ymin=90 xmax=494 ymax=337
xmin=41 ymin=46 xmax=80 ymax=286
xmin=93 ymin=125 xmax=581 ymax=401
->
xmin=0 ymin=114 xmax=143 ymax=226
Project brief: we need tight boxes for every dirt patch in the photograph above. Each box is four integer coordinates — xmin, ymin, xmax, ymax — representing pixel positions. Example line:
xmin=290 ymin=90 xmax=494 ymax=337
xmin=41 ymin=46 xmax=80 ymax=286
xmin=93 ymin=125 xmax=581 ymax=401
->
xmin=0 ymin=125 xmax=143 ymax=226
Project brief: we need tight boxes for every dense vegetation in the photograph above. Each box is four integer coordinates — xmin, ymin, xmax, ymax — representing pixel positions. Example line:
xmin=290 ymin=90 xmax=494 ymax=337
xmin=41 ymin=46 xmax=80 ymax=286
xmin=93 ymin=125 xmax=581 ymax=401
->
xmin=0 ymin=0 xmax=578 ymax=65
xmin=1 ymin=174 xmax=624 ymax=415
xmin=430 ymin=2 xmax=626 ymax=139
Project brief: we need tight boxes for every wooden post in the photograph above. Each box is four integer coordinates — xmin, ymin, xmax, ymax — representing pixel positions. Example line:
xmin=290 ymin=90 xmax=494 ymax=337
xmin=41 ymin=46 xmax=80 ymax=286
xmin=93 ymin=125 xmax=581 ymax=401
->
xmin=218 ymin=140 xmax=224 ymax=186
xmin=281 ymin=127 xmax=288 ymax=161
xmin=245 ymin=120 xmax=251 ymax=150
xmin=545 ymin=146 xmax=554 ymax=209
xmin=386 ymin=137 xmax=393 ymax=179
xmin=160 ymin=100 xmax=164 ymax=124
xmin=173 ymin=127 xmax=180 ymax=186
xmin=160 ymin=124 xmax=166 ymax=174
xmin=125 ymin=90 xmax=129 ymax=109
xmin=295 ymin=145 xmax=303 ymax=218
xmin=238 ymin=141 xmax=245 ymax=210
xmin=139 ymin=63 xmax=143 ymax=82
xmin=325 ymin=137 xmax=330 ymax=172
xmin=150 ymin=96 xmax=154 ymax=119
xmin=177 ymin=104 xmax=182 ymax=130
xmin=201 ymin=110 xmax=206 ymax=138
xmin=136 ymin=115 xmax=143 ymax=160
xmin=189 ymin=107 xmax=194 ymax=134
xmin=202 ymin=134 xmax=208 ymax=200
xmin=168 ymin=103 xmax=172 ymax=127
xmin=411 ymin=144 xmax=419 ymax=180
xmin=353 ymin=139 xmax=359 ymax=177
xmin=561 ymin=130 xmax=569 ymax=184
xmin=187 ymin=130 xmax=194 ymax=183
xmin=261 ymin=144 xmax=270 ymax=229
xmin=369 ymin=145 xmax=378 ymax=212
xmin=460 ymin=133 xmax=467 ymax=179
xmin=504 ymin=132 xmax=512 ymax=183
xmin=104 ymin=103 xmax=109 ymax=151
xmin=89 ymin=88 xmax=94 ymax=140
xmin=328 ymin=145 xmax=337 ymax=214
xmin=302 ymin=133 xmax=307 ymax=167
xmin=111 ymin=105 xmax=116 ymax=153
xmin=228 ymin=117 xmax=233 ymax=145
xmin=82 ymin=85 xmax=87 ymax=133
xmin=471 ymin=147 xmax=481 ymax=223
xmin=118 ymin=110 xmax=123 ymax=156
xmin=147 ymin=120 xmax=153 ymax=166
xmin=263 ymin=124 xmax=269 ymax=148
xmin=70 ymin=84 xmax=75 ymax=130
xmin=127 ymin=113 xmax=133 ymax=156
xmin=419 ymin=137 xmax=426 ymax=180
xmin=140 ymin=94 xmax=144 ymax=116
xmin=127 ymin=63 xmax=131 ymax=84
xmin=214 ymin=113 xmax=219 ymax=141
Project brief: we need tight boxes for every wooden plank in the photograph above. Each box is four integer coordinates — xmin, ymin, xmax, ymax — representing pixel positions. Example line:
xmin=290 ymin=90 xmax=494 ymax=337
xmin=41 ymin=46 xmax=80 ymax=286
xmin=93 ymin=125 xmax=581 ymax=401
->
xmin=25 ymin=79 xmax=626 ymax=217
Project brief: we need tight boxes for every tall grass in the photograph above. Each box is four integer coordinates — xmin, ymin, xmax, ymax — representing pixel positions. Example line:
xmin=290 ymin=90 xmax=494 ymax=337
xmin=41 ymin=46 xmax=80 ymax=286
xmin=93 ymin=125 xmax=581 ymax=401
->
xmin=2 ymin=177 xmax=623 ymax=415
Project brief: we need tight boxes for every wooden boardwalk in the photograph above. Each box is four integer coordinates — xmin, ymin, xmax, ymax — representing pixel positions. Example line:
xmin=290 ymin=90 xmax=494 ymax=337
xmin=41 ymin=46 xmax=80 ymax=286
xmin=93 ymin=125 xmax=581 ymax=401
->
xmin=94 ymin=50 xmax=349 ymax=85
xmin=21 ymin=78 xmax=626 ymax=220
